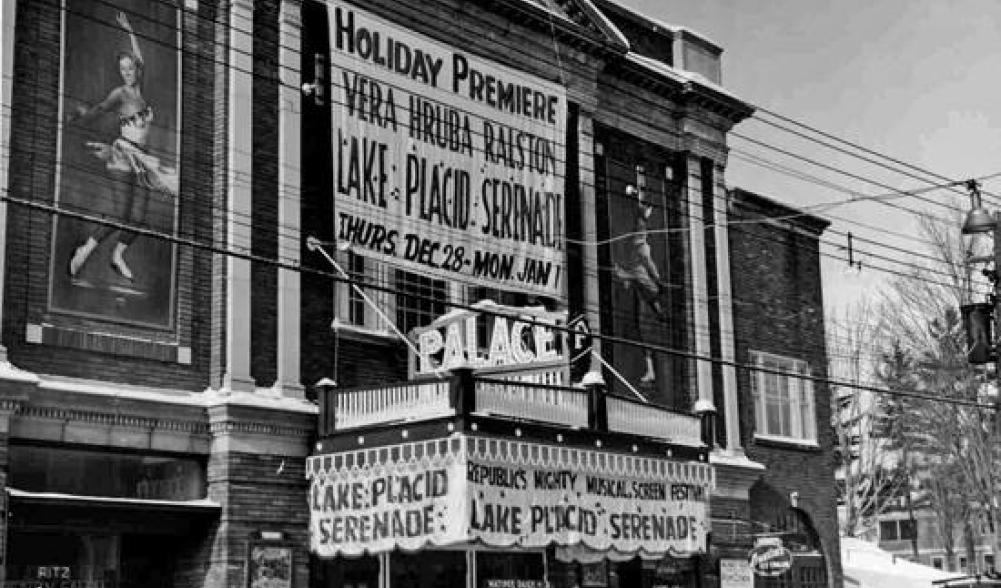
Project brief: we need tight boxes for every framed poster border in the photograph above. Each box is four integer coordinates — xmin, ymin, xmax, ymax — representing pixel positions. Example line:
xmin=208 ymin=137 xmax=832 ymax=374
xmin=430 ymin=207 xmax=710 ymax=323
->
xmin=46 ymin=0 xmax=182 ymax=332
xmin=246 ymin=539 xmax=295 ymax=588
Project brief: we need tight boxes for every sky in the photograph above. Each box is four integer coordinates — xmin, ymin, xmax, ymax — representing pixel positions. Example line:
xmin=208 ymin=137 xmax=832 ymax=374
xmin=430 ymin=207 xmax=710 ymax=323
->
xmin=616 ymin=0 xmax=1001 ymax=314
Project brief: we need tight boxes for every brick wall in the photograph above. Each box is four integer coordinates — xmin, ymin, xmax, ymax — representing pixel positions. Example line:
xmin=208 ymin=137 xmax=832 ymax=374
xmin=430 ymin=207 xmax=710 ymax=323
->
xmin=728 ymin=188 xmax=842 ymax=586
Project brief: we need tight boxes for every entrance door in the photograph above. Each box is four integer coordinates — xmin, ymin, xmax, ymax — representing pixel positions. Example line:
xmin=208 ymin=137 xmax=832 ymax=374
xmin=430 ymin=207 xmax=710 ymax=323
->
xmin=390 ymin=550 xmax=467 ymax=588
xmin=119 ymin=534 xmax=178 ymax=588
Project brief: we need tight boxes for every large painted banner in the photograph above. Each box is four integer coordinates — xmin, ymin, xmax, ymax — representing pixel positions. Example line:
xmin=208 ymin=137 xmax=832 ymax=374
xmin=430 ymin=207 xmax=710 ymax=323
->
xmin=328 ymin=3 xmax=567 ymax=298
xmin=51 ymin=0 xmax=179 ymax=327
xmin=307 ymin=437 xmax=711 ymax=558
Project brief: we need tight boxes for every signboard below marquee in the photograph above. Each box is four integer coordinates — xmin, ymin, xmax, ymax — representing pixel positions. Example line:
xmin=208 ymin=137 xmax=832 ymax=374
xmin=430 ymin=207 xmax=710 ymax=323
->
xmin=307 ymin=436 xmax=712 ymax=558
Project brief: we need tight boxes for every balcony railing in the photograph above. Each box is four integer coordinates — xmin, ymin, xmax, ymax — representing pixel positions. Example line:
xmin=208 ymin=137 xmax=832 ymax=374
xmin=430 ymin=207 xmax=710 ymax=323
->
xmin=318 ymin=368 xmax=705 ymax=446
xmin=475 ymin=377 xmax=589 ymax=428
xmin=606 ymin=395 xmax=703 ymax=446
xmin=329 ymin=380 xmax=452 ymax=431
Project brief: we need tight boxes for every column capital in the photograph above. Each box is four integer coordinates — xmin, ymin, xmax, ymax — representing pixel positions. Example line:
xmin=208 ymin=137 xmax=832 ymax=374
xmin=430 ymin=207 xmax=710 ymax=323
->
xmin=279 ymin=0 xmax=303 ymax=27
xmin=231 ymin=0 xmax=254 ymax=15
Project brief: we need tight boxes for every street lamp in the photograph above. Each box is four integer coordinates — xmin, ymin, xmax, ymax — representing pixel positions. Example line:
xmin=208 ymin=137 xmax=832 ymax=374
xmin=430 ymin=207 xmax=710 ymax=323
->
xmin=963 ymin=180 xmax=998 ymax=236
xmin=961 ymin=181 xmax=999 ymax=366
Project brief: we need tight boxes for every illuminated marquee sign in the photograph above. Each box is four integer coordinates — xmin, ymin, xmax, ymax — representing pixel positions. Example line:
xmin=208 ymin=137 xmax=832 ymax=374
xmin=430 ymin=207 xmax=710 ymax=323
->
xmin=410 ymin=303 xmax=565 ymax=377
xmin=328 ymin=2 xmax=567 ymax=298
xmin=307 ymin=437 xmax=712 ymax=558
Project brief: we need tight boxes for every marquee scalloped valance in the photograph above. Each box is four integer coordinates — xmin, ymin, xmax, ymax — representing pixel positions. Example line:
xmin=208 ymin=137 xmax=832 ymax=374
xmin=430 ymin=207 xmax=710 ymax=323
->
xmin=307 ymin=436 xmax=713 ymax=487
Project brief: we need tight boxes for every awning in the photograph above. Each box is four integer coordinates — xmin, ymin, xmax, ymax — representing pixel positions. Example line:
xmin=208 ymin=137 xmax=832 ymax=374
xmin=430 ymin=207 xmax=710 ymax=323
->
xmin=7 ymin=488 xmax=221 ymax=534
xmin=7 ymin=488 xmax=221 ymax=513
xmin=307 ymin=434 xmax=712 ymax=559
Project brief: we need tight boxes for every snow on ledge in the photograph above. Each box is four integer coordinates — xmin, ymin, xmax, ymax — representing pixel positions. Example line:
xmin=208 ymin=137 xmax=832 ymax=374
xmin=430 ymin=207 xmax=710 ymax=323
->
xmin=0 ymin=360 xmax=40 ymax=384
xmin=35 ymin=374 xmax=318 ymax=414
xmin=709 ymin=449 xmax=765 ymax=471
xmin=7 ymin=487 xmax=221 ymax=510
xmin=39 ymin=375 xmax=207 ymax=406
xmin=201 ymin=388 xmax=318 ymax=414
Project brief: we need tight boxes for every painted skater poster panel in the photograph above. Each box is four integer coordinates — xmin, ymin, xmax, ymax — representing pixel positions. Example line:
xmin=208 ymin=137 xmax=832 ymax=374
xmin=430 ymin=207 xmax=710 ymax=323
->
xmin=606 ymin=161 xmax=671 ymax=390
xmin=50 ymin=0 xmax=179 ymax=328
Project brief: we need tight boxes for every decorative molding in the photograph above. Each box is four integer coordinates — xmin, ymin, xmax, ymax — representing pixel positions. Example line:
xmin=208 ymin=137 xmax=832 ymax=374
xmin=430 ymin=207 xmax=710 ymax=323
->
xmin=17 ymin=404 xmax=209 ymax=434
xmin=208 ymin=418 xmax=311 ymax=438
xmin=231 ymin=0 xmax=254 ymax=14
xmin=25 ymin=323 xmax=187 ymax=363
xmin=278 ymin=0 xmax=303 ymax=28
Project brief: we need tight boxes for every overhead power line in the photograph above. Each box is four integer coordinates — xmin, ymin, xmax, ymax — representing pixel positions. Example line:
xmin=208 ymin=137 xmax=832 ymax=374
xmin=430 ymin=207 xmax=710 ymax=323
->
xmin=1 ymin=189 xmax=996 ymax=411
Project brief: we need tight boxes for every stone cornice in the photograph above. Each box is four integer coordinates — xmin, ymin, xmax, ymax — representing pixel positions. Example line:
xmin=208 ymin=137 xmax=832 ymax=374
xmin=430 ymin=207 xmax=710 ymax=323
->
xmin=208 ymin=417 xmax=312 ymax=439
xmin=206 ymin=401 xmax=316 ymax=439
xmin=710 ymin=450 xmax=765 ymax=501
xmin=17 ymin=404 xmax=209 ymax=434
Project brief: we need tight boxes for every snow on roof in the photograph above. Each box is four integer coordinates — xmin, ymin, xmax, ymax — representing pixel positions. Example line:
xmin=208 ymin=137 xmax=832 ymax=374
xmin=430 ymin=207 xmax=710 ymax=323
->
xmin=842 ymin=537 xmax=962 ymax=588
xmin=597 ymin=0 xmax=722 ymax=50
xmin=37 ymin=373 xmax=318 ymax=413
xmin=625 ymin=52 xmax=747 ymax=106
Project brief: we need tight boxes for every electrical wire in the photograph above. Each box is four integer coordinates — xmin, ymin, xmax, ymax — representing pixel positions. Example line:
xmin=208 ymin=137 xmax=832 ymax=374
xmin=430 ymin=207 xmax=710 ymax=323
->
xmin=3 ymin=0 xmax=996 ymax=408
xmin=1 ymin=188 xmax=995 ymax=411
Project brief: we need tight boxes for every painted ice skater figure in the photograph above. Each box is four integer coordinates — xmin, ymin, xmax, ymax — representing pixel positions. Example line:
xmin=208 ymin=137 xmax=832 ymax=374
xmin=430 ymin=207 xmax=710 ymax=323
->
xmin=66 ymin=10 xmax=178 ymax=282
xmin=613 ymin=184 xmax=668 ymax=383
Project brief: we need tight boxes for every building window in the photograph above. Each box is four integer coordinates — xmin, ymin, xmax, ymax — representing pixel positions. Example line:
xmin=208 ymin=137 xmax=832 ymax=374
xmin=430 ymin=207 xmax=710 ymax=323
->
xmin=985 ymin=554 xmax=995 ymax=572
xmin=899 ymin=519 xmax=917 ymax=541
xmin=960 ymin=557 xmax=968 ymax=572
xmin=879 ymin=520 xmax=899 ymax=541
xmin=750 ymin=351 xmax=817 ymax=442
xmin=335 ymin=253 xmax=449 ymax=335
xmin=932 ymin=557 xmax=944 ymax=570
xmin=394 ymin=269 xmax=447 ymax=335
xmin=878 ymin=520 xmax=917 ymax=543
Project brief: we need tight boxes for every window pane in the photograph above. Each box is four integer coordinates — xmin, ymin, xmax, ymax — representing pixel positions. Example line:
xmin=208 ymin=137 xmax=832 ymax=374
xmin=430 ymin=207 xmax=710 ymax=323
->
xmin=801 ymin=377 xmax=816 ymax=440
xmin=751 ymin=352 xmax=813 ymax=440
xmin=880 ymin=520 xmax=898 ymax=541
xmin=348 ymin=252 xmax=366 ymax=325
xmin=396 ymin=270 xmax=446 ymax=334
xmin=899 ymin=519 xmax=917 ymax=540
xmin=752 ymin=367 xmax=765 ymax=434
xmin=789 ymin=375 xmax=802 ymax=438
xmin=9 ymin=445 xmax=206 ymax=500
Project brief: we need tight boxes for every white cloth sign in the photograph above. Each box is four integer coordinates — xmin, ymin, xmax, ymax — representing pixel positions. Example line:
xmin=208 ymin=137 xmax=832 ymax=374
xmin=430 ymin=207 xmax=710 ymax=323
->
xmin=720 ymin=558 xmax=753 ymax=588
xmin=308 ymin=436 xmax=711 ymax=558
xmin=327 ymin=2 xmax=567 ymax=297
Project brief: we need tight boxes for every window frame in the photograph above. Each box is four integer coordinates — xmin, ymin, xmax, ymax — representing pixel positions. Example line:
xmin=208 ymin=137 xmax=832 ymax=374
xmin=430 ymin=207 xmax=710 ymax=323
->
xmin=749 ymin=350 xmax=818 ymax=445
xmin=334 ymin=252 xmax=461 ymax=339
xmin=879 ymin=520 xmax=899 ymax=541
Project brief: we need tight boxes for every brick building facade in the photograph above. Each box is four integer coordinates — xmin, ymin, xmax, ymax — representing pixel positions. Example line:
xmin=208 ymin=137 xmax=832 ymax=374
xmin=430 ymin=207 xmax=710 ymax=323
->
xmin=0 ymin=0 xmax=842 ymax=586
xmin=728 ymin=188 xmax=842 ymax=587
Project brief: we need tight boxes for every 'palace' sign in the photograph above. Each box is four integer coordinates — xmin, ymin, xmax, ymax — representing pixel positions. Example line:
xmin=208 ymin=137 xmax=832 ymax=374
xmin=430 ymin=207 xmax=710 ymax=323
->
xmin=409 ymin=302 xmax=566 ymax=378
